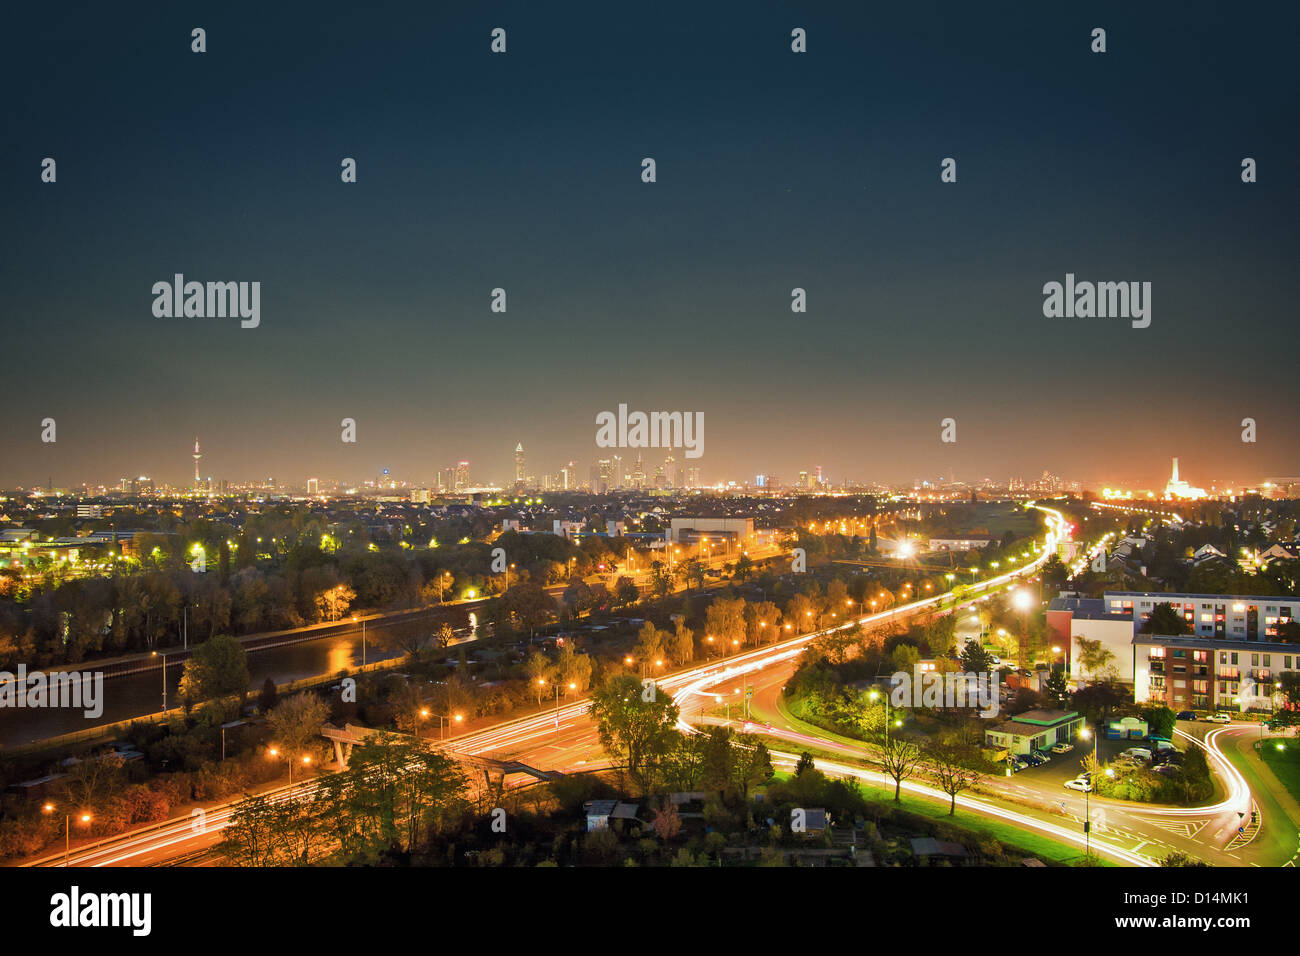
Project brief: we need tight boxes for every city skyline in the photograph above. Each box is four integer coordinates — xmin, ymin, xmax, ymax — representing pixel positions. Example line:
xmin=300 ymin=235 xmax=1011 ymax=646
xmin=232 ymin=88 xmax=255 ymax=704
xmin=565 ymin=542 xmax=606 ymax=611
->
xmin=4 ymin=3 xmax=1298 ymax=490
xmin=3 ymin=434 xmax=1286 ymax=499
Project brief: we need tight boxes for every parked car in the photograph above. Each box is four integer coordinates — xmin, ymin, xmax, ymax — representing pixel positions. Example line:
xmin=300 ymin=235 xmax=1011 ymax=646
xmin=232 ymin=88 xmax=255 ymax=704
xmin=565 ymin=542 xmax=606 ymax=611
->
xmin=1153 ymin=764 xmax=1180 ymax=777
xmin=1032 ymin=749 xmax=1052 ymax=763
xmin=1021 ymin=753 xmax=1047 ymax=767
xmin=1176 ymin=710 xmax=1196 ymax=721
xmin=1011 ymin=757 xmax=1030 ymax=771
xmin=1203 ymin=713 xmax=1232 ymax=723
xmin=1064 ymin=778 xmax=1093 ymax=793
xmin=1122 ymin=747 xmax=1152 ymax=761
xmin=1050 ymin=741 xmax=1074 ymax=754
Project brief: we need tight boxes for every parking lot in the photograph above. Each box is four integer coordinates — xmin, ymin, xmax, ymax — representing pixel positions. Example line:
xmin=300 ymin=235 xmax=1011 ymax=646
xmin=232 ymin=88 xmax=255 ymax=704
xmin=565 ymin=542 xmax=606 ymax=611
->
xmin=1006 ymin=734 xmax=1133 ymax=788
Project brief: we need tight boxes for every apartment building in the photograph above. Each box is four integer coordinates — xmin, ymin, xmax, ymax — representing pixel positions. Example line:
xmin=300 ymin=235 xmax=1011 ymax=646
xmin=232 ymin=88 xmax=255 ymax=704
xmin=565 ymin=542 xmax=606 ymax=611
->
xmin=1104 ymin=591 xmax=1297 ymax=642
xmin=1132 ymin=635 xmax=1297 ymax=713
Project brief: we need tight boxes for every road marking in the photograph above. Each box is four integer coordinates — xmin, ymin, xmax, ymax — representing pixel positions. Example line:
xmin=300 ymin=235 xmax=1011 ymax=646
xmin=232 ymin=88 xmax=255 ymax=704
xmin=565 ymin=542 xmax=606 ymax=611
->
xmin=1150 ymin=819 xmax=1209 ymax=840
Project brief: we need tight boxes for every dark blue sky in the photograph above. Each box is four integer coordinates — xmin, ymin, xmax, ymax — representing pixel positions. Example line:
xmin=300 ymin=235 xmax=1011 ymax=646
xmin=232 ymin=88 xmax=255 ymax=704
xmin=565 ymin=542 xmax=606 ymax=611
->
xmin=4 ymin=1 xmax=1297 ymax=490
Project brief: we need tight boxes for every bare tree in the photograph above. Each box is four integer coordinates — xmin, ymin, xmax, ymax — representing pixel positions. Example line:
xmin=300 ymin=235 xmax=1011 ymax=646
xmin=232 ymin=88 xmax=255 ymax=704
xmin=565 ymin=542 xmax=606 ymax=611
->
xmin=928 ymin=737 xmax=982 ymax=815
xmin=879 ymin=739 xmax=922 ymax=803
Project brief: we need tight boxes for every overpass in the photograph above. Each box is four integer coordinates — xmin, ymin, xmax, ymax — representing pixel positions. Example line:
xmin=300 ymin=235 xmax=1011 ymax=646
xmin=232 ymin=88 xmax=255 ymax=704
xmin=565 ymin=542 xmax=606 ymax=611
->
xmin=320 ymin=722 xmax=563 ymax=788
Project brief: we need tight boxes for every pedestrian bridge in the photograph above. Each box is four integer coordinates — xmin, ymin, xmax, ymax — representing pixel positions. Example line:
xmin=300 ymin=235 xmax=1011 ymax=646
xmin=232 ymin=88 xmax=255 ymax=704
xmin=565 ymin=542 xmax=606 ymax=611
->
xmin=320 ymin=722 xmax=563 ymax=788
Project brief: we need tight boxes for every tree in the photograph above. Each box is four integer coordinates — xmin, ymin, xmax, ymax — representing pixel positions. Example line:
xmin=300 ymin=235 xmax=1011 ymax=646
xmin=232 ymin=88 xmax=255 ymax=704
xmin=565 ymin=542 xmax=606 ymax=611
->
xmin=258 ymin=676 xmax=279 ymax=713
xmin=316 ymin=733 xmax=468 ymax=861
xmin=959 ymin=640 xmax=994 ymax=672
xmin=681 ymin=558 xmax=707 ymax=592
xmin=731 ymin=736 xmax=774 ymax=798
xmin=503 ymin=582 xmax=558 ymax=634
xmin=784 ymin=593 xmax=817 ymax=634
xmin=928 ymin=737 xmax=981 ymax=815
xmin=177 ymin=635 xmax=250 ymax=705
xmin=880 ymin=739 xmax=922 ymax=802
xmin=1043 ymin=669 xmax=1069 ymax=707
xmin=614 ymin=575 xmax=640 ymax=609
xmin=216 ymin=795 xmax=281 ymax=867
xmin=634 ymin=621 xmax=665 ymax=668
xmin=588 ymin=674 xmax=681 ymax=793
xmin=217 ymin=790 xmax=329 ymax=866
xmin=745 ymin=601 xmax=780 ymax=647
xmin=61 ymin=752 xmax=124 ymax=809
xmin=1275 ymin=620 xmax=1300 ymax=644
xmin=795 ymin=752 xmax=816 ymax=777
xmin=555 ymin=643 xmax=593 ymax=693
xmin=524 ymin=651 xmax=553 ymax=705
xmin=315 ymin=583 xmax=356 ymax=622
xmin=651 ymin=800 xmax=682 ymax=840
xmin=1277 ymin=671 xmax=1300 ymax=708
xmin=705 ymin=597 xmax=747 ymax=654
xmin=1140 ymin=705 xmax=1177 ymax=739
xmin=813 ymin=627 xmax=856 ymax=666
xmin=701 ymin=727 xmax=734 ymax=798
xmin=660 ymin=734 xmax=706 ymax=792
xmin=1140 ymin=602 xmax=1192 ymax=636
xmin=733 ymin=553 xmax=754 ymax=582
xmin=434 ymin=621 xmax=455 ymax=649
xmin=649 ymin=561 xmax=676 ymax=599
xmin=1041 ymin=554 xmax=1070 ymax=591
xmin=267 ymin=693 xmax=329 ymax=765
xmin=668 ymin=618 xmax=695 ymax=665
xmin=1074 ymin=635 xmax=1115 ymax=685
xmin=561 ymin=577 xmax=594 ymax=617
xmin=891 ymin=643 xmax=921 ymax=674
xmin=1071 ymin=681 xmax=1128 ymax=727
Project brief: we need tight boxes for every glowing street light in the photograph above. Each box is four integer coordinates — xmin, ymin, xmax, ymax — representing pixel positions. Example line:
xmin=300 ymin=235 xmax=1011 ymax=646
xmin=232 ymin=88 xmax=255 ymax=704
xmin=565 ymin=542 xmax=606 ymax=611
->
xmin=43 ymin=803 xmax=91 ymax=867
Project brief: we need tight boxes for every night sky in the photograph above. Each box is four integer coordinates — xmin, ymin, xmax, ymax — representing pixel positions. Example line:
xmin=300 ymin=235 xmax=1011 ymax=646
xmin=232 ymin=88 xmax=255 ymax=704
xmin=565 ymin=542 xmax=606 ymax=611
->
xmin=4 ymin=2 xmax=1297 ymax=490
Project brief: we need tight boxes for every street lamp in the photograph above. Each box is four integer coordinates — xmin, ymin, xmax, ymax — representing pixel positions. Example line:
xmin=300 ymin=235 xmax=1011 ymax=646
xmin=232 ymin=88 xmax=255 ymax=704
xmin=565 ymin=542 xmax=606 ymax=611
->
xmin=430 ymin=710 xmax=464 ymax=739
xmin=1077 ymin=726 xmax=1112 ymax=858
xmin=151 ymin=650 xmax=169 ymax=712
xmin=44 ymin=804 xmax=90 ymax=867
xmin=867 ymin=688 xmax=902 ymax=748
xmin=268 ymin=747 xmax=311 ymax=785
xmin=352 ymin=614 xmax=366 ymax=667
xmin=539 ymin=678 xmax=576 ymax=729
